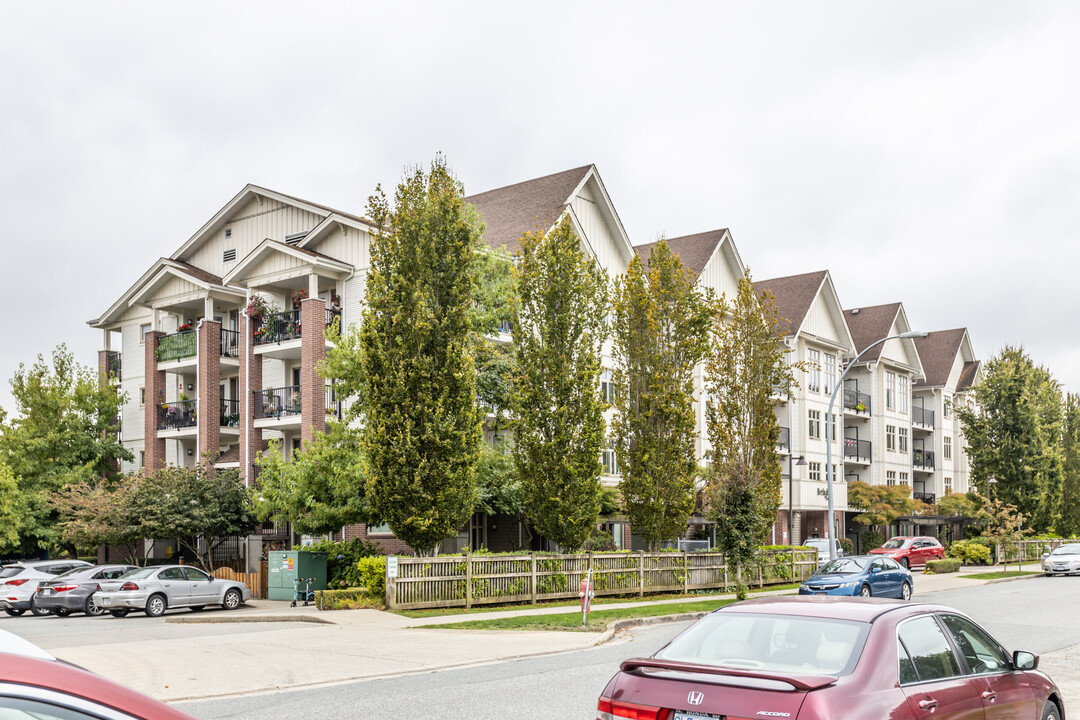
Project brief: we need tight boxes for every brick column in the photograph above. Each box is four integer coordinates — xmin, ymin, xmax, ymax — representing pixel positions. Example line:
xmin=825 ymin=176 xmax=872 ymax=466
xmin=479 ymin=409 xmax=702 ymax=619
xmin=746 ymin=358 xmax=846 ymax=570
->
xmin=300 ymin=296 xmax=327 ymax=445
xmin=240 ymin=311 xmax=263 ymax=486
xmin=97 ymin=350 xmax=111 ymax=382
xmin=144 ymin=332 xmax=167 ymax=471
xmin=197 ymin=320 xmax=221 ymax=470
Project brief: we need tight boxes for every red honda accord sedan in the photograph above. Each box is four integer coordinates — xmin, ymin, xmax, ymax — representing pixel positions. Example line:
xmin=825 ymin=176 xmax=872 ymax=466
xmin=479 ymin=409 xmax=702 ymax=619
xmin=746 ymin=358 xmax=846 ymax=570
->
xmin=598 ymin=597 xmax=1061 ymax=720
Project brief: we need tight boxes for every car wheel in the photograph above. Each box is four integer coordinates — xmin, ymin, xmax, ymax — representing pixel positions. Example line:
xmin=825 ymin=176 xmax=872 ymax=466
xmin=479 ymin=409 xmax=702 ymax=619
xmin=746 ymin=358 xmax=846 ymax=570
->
xmin=900 ymin=582 xmax=912 ymax=601
xmin=222 ymin=588 xmax=242 ymax=611
xmin=4 ymin=608 xmax=25 ymax=617
xmin=29 ymin=599 xmax=52 ymax=617
xmin=900 ymin=557 xmax=910 ymax=569
xmin=84 ymin=595 xmax=106 ymax=617
xmin=190 ymin=605 xmax=205 ymax=612
xmin=1041 ymin=700 xmax=1061 ymax=720
xmin=144 ymin=594 xmax=167 ymax=618
xmin=860 ymin=584 xmax=872 ymax=598
xmin=109 ymin=609 xmax=130 ymax=618
xmin=54 ymin=608 xmax=70 ymax=617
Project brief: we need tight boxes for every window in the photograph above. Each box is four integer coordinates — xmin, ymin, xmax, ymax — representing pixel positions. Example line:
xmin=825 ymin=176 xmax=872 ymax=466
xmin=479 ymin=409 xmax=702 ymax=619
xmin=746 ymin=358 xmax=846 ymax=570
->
xmin=886 ymin=372 xmax=896 ymax=410
xmin=900 ymin=472 xmax=909 ymax=485
xmin=602 ymin=437 xmax=619 ymax=475
xmin=899 ymin=376 xmax=909 ymax=414
xmin=367 ymin=522 xmax=392 ymax=535
xmin=944 ymin=437 xmax=952 ymax=460
xmin=887 ymin=471 xmax=897 ymax=486
xmin=899 ymin=427 xmax=909 ymax=453
xmin=829 ymin=413 xmax=837 ymax=443
xmin=944 ymin=399 xmax=952 ymax=418
xmin=824 ymin=354 xmax=836 ymax=394
xmin=808 ymin=410 xmax=821 ymax=439
xmin=140 ymin=323 xmax=152 ymax=344
xmin=139 ymin=387 xmax=146 ymax=406
xmin=886 ymin=425 xmax=896 ymax=451
xmin=897 ymin=616 xmax=962 ymax=684
xmin=939 ymin=614 xmax=1011 ymax=675
xmin=944 ymin=477 xmax=953 ymax=493
xmin=809 ymin=462 xmax=821 ymax=481
xmin=600 ymin=369 xmax=615 ymax=405
xmin=807 ymin=349 xmax=821 ymax=392
xmin=139 ymin=451 xmax=145 ymax=468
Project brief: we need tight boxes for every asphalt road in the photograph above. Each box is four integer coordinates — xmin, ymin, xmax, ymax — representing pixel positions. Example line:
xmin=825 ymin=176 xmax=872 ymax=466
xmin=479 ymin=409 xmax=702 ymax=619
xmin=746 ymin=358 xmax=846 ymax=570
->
xmin=175 ymin=576 xmax=1079 ymax=720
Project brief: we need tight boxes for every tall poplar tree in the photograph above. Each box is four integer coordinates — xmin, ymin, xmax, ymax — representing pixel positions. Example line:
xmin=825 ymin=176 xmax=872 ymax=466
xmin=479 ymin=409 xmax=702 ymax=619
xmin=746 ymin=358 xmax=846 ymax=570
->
xmin=705 ymin=271 xmax=797 ymax=598
xmin=513 ymin=216 xmax=608 ymax=552
xmin=360 ymin=157 xmax=482 ymax=554
xmin=612 ymin=240 xmax=712 ymax=549
xmin=1057 ymin=393 xmax=1080 ymax=537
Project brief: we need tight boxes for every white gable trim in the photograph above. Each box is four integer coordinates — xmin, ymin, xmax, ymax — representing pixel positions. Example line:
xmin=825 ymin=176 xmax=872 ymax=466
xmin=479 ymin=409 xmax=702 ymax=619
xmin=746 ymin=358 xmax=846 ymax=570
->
xmin=222 ymin=238 xmax=353 ymax=287
xmin=794 ymin=271 xmax=856 ymax=354
xmin=572 ymin=168 xmax=636 ymax=266
xmin=299 ymin=213 xmax=374 ymax=250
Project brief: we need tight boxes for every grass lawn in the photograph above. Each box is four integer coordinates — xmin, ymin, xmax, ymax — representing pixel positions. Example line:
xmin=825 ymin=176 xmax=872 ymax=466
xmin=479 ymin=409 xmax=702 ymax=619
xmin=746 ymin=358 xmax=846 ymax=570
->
xmin=397 ymin=583 xmax=801 ymax=620
xmin=960 ymin=570 xmax=1042 ymax=580
xmin=413 ymin=597 xmax=743 ymax=632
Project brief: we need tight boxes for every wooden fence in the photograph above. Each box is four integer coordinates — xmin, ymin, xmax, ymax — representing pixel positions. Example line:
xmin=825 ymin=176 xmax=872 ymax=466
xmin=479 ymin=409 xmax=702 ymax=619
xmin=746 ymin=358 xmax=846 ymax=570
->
xmin=385 ymin=549 xmax=817 ymax=611
xmin=212 ymin=562 xmax=267 ymax=600
xmin=996 ymin=537 xmax=1080 ymax=564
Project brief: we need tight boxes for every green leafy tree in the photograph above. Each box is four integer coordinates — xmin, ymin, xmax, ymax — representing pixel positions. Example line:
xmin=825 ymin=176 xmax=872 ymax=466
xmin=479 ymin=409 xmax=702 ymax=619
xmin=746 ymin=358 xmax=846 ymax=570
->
xmin=958 ymin=346 xmax=1064 ymax=532
xmin=0 ymin=461 xmax=22 ymax=554
xmin=612 ymin=240 xmax=712 ymax=550
xmin=0 ymin=344 xmax=130 ymax=553
xmin=51 ymin=479 xmax=143 ymax=563
xmin=705 ymin=271 xmax=797 ymax=599
xmin=847 ymin=481 xmax=928 ymax=537
xmin=513 ymin=216 xmax=608 ymax=552
xmin=254 ymin=424 xmax=370 ymax=536
xmin=934 ymin=490 xmax=978 ymax=520
xmin=1061 ymin=393 xmax=1080 ymax=537
xmin=360 ymin=157 xmax=482 ymax=554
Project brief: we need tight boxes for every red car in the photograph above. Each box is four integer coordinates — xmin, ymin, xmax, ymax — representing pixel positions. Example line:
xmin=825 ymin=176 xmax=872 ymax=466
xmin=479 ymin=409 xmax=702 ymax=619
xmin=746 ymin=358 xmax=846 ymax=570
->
xmin=0 ymin=628 xmax=197 ymax=719
xmin=597 ymin=597 xmax=1061 ymax=720
xmin=868 ymin=536 xmax=945 ymax=568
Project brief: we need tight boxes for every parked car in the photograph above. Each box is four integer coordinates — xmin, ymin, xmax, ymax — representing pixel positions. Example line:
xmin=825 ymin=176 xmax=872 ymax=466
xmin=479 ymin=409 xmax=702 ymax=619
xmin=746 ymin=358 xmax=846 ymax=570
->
xmin=803 ymin=537 xmax=847 ymax=565
xmin=94 ymin=564 xmax=251 ymax=617
xmin=0 ymin=627 xmax=198 ymax=719
xmin=1042 ymin=543 xmax=1080 ymax=576
xmin=597 ymin=596 xmax=1062 ymax=720
xmin=868 ymin=535 xmax=944 ymax=568
xmin=34 ymin=564 xmax=139 ymax=617
xmin=799 ymin=555 xmax=913 ymax=599
xmin=0 ymin=559 xmax=93 ymax=617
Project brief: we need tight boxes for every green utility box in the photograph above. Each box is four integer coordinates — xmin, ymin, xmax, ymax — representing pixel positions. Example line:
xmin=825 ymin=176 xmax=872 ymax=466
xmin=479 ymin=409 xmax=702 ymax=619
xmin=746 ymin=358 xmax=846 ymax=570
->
xmin=267 ymin=550 xmax=328 ymax=601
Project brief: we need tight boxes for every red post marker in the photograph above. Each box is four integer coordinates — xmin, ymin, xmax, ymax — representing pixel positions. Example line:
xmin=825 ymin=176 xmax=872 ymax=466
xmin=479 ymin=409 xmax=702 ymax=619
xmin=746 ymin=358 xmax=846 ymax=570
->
xmin=580 ymin=569 xmax=594 ymax=625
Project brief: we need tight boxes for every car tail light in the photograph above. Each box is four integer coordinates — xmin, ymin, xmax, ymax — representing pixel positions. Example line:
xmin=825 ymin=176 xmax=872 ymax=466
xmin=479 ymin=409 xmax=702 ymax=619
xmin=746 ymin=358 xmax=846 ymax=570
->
xmin=95 ymin=584 xmax=101 ymax=592
xmin=54 ymin=585 xmax=78 ymax=593
xmin=120 ymin=582 xmax=140 ymax=591
xmin=4 ymin=579 xmax=28 ymax=586
xmin=596 ymin=697 xmax=667 ymax=720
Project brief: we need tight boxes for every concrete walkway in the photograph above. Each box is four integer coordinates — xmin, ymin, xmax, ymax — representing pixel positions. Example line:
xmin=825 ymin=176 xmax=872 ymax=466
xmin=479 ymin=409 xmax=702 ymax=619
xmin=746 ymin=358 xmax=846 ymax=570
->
xmin=45 ymin=564 xmax=1043 ymax=703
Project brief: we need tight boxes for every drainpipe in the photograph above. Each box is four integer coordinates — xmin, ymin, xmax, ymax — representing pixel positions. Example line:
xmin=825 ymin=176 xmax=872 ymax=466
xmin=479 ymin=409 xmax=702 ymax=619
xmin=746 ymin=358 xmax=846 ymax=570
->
xmin=195 ymin=317 xmax=203 ymax=468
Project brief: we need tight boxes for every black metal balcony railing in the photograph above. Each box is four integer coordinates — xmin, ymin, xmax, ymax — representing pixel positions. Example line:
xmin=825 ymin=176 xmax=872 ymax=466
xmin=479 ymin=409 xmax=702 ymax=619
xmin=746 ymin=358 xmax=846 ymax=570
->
xmin=326 ymin=385 xmax=342 ymax=420
xmin=219 ymin=398 xmax=240 ymax=427
xmin=256 ymin=385 xmax=302 ymax=419
xmin=914 ymin=491 xmax=936 ymax=505
xmin=220 ymin=329 xmax=240 ymax=358
xmin=106 ymin=351 xmax=121 ymax=381
xmin=912 ymin=405 xmax=935 ymax=427
xmin=498 ymin=318 xmax=512 ymax=335
xmin=843 ymin=438 xmax=871 ymax=462
xmin=158 ymin=400 xmax=197 ymax=430
xmin=254 ymin=309 xmax=301 ymax=345
xmin=156 ymin=330 xmax=197 ymax=363
xmin=842 ymin=387 xmax=871 ymax=414
xmin=777 ymin=426 xmax=790 ymax=452
xmin=913 ymin=448 xmax=936 ymax=470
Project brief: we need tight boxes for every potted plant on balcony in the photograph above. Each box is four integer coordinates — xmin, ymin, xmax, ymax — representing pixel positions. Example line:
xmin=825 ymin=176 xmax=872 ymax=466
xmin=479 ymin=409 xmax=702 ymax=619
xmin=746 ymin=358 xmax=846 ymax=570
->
xmin=246 ymin=295 xmax=271 ymax=325
xmin=855 ymin=402 xmax=866 ymax=412
xmin=291 ymin=288 xmax=308 ymax=309
xmin=178 ymin=323 xmax=193 ymax=332
xmin=290 ymin=389 xmax=302 ymax=413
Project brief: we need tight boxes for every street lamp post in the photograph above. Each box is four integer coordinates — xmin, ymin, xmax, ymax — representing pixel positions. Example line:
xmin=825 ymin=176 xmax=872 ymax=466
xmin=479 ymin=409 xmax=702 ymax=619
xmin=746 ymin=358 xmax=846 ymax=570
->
xmin=986 ymin=476 xmax=997 ymax=500
xmin=826 ymin=330 xmax=928 ymax=562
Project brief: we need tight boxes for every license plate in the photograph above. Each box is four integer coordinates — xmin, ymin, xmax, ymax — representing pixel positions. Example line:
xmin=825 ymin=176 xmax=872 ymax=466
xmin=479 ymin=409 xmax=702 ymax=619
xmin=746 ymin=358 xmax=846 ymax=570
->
xmin=674 ymin=712 xmax=723 ymax=720
xmin=101 ymin=597 xmax=111 ymax=605
xmin=41 ymin=588 xmax=53 ymax=595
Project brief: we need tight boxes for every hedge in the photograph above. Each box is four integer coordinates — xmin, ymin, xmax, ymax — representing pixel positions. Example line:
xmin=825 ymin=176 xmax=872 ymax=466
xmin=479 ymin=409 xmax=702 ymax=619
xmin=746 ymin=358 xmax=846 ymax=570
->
xmin=317 ymin=588 xmax=383 ymax=611
xmin=926 ymin=558 xmax=962 ymax=574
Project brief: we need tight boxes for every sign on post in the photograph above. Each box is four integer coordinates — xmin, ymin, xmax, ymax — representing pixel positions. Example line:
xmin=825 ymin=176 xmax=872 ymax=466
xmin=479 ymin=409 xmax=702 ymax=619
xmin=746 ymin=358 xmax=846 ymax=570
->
xmin=387 ymin=556 xmax=399 ymax=579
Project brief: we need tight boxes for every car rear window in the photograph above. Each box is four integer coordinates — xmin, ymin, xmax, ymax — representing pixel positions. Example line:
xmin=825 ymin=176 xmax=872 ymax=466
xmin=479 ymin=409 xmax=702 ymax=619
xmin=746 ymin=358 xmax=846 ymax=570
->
xmin=0 ymin=566 xmax=25 ymax=578
xmin=882 ymin=539 xmax=907 ymax=549
xmin=118 ymin=567 xmax=159 ymax=580
xmin=656 ymin=612 xmax=869 ymax=676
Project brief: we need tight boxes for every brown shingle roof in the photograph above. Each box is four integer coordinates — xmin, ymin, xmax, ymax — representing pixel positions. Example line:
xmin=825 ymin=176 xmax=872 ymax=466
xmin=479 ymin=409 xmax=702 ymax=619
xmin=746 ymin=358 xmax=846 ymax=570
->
xmin=914 ymin=329 xmax=968 ymax=387
xmin=171 ymin=260 xmax=224 ymax=286
xmin=843 ymin=303 xmax=902 ymax=362
xmin=466 ymin=165 xmax=593 ymax=254
xmin=634 ymin=229 xmax=729 ymax=277
xmin=957 ymin=360 xmax=980 ymax=391
xmin=754 ymin=270 xmax=828 ymax=337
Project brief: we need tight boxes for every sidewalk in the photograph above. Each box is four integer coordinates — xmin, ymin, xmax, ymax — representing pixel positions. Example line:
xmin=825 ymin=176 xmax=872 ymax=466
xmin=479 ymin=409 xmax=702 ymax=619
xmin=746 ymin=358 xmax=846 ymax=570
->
xmin=47 ymin=564 xmax=1042 ymax=703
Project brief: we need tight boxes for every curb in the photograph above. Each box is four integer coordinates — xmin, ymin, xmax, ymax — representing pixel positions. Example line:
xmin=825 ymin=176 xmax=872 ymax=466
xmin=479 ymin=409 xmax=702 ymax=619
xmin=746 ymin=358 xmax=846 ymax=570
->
xmin=167 ymin=613 xmax=335 ymax=625
xmin=593 ymin=611 xmax=711 ymax=646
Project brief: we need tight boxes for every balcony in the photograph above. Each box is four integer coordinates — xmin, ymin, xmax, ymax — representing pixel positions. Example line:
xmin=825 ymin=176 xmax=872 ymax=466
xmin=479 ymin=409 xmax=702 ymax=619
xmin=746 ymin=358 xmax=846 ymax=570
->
xmin=912 ymin=405 xmax=935 ymax=429
xmin=256 ymin=385 xmax=302 ymax=420
xmin=254 ymin=310 xmax=301 ymax=346
xmin=842 ymin=387 xmax=871 ymax=416
xmin=326 ymin=385 xmax=342 ymax=420
xmin=156 ymin=330 xmax=196 ymax=363
xmin=219 ymin=398 xmax=240 ymax=427
xmin=105 ymin=351 xmax=121 ymax=382
xmin=777 ymin=426 xmax=790 ymax=453
xmin=158 ymin=400 xmax=197 ymax=431
xmin=221 ymin=328 xmax=240 ymax=358
xmin=914 ymin=491 xmax=936 ymax=505
xmin=843 ymin=438 xmax=871 ymax=464
xmin=913 ymin=448 xmax=935 ymax=471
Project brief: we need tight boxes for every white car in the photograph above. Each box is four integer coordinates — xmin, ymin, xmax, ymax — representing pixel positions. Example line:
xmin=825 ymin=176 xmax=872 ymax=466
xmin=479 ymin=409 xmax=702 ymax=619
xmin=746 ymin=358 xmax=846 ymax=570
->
xmin=0 ymin=559 xmax=93 ymax=617
xmin=803 ymin=537 xmax=847 ymax=565
xmin=94 ymin=565 xmax=251 ymax=617
xmin=1042 ymin=543 xmax=1080 ymax=576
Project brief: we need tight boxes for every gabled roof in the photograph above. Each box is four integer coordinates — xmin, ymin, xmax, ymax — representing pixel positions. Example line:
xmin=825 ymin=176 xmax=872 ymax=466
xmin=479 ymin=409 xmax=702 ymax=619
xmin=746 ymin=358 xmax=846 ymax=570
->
xmin=844 ymin=303 xmax=902 ymax=362
xmin=634 ymin=229 xmax=735 ymax=277
xmin=957 ymin=361 xmax=981 ymax=391
xmin=221 ymin=238 xmax=353 ymax=288
xmin=466 ymin=165 xmax=593 ymax=254
xmin=754 ymin=270 xmax=829 ymax=337
xmin=88 ymin=258 xmax=240 ymax=328
xmin=914 ymin=328 xmax=969 ymax=388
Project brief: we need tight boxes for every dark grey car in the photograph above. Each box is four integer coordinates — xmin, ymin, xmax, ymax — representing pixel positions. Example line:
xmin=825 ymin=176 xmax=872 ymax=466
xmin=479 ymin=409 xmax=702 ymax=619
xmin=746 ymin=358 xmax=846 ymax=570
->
xmin=35 ymin=565 xmax=139 ymax=617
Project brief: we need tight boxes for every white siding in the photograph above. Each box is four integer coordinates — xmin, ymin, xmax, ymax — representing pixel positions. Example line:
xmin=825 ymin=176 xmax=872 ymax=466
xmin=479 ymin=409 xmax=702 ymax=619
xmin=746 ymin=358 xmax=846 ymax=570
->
xmin=804 ymin=301 xmax=844 ymax=344
xmin=571 ymin=183 xmax=628 ymax=280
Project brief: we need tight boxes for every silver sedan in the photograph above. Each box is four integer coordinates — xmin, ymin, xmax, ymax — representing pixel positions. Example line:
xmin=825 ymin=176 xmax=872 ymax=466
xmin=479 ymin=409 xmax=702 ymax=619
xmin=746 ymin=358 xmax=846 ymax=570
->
xmin=1042 ymin=543 xmax=1080 ymax=576
xmin=94 ymin=565 xmax=251 ymax=617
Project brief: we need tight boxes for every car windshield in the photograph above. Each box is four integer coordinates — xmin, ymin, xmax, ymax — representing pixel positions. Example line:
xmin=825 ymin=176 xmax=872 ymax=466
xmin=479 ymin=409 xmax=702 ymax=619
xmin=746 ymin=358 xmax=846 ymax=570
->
xmin=0 ymin=566 xmax=24 ymax=579
xmin=117 ymin=567 xmax=159 ymax=580
xmin=881 ymin=539 xmax=907 ymax=549
xmin=817 ymin=557 xmax=867 ymax=575
xmin=656 ymin=612 xmax=869 ymax=676
xmin=1051 ymin=544 xmax=1080 ymax=556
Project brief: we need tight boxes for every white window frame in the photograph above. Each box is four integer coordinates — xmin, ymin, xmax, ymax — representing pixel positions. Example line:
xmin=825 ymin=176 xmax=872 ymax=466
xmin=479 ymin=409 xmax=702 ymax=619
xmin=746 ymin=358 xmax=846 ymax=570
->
xmin=899 ymin=471 xmax=909 ymax=486
xmin=886 ymin=371 xmax=896 ymax=411
xmin=808 ymin=409 xmax=821 ymax=439
xmin=899 ymin=427 xmax=909 ymax=454
xmin=807 ymin=349 xmax=821 ymax=393
xmin=886 ymin=424 xmax=896 ymax=452
xmin=944 ymin=436 xmax=952 ymax=460
xmin=809 ymin=462 xmax=822 ymax=481
xmin=824 ymin=354 xmax=836 ymax=395
xmin=899 ymin=376 xmax=909 ymax=414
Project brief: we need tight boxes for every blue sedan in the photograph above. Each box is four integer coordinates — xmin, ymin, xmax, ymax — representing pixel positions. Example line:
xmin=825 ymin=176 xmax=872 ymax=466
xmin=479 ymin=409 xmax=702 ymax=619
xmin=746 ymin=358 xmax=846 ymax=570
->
xmin=799 ymin=555 xmax=913 ymax=599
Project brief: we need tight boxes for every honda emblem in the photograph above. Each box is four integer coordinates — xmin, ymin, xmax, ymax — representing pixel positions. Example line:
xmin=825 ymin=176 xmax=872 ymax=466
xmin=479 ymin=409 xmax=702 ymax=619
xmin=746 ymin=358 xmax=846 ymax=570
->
xmin=687 ymin=691 xmax=704 ymax=706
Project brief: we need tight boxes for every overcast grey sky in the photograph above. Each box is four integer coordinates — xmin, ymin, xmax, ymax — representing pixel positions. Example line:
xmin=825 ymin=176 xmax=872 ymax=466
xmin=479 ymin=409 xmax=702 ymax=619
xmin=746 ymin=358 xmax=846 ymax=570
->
xmin=1 ymin=2 xmax=1077 ymax=416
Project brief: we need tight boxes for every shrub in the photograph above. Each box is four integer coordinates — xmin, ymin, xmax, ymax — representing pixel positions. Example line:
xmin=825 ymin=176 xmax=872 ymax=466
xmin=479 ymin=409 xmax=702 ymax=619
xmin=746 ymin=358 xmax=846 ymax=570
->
xmin=299 ymin=538 xmax=383 ymax=588
xmin=839 ymin=538 xmax=854 ymax=555
xmin=862 ymin=530 xmax=884 ymax=552
xmin=947 ymin=539 xmax=992 ymax=565
xmin=357 ymin=556 xmax=387 ymax=599
xmin=580 ymin=530 xmax=617 ymax=552
xmin=926 ymin=558 xmax=961 ymax=574
xmin=317 ymin=588 xmax=383 ymax=610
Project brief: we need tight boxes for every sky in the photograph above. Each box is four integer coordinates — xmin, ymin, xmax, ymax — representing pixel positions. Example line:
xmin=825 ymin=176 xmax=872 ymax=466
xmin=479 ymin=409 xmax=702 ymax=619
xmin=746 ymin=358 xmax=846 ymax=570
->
xmin=1 ymin=2 xmax=1078 ymax=416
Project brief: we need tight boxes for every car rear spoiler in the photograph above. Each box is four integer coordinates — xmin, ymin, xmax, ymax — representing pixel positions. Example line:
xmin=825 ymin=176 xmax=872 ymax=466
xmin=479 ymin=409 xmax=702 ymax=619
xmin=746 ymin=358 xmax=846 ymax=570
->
xmin=619 ymin=658 xmax=839 ymax=691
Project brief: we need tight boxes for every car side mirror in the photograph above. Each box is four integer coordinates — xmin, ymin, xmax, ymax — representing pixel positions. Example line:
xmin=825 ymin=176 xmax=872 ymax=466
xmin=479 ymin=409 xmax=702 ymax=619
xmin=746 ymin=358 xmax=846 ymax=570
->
xmin=869 ymin=566 xmax=880 ymax=574
xmin=1041 ymin=553 xmax=1049 ymax=559
xmin=1013 ymin=651 xmax=1038 ymax=670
